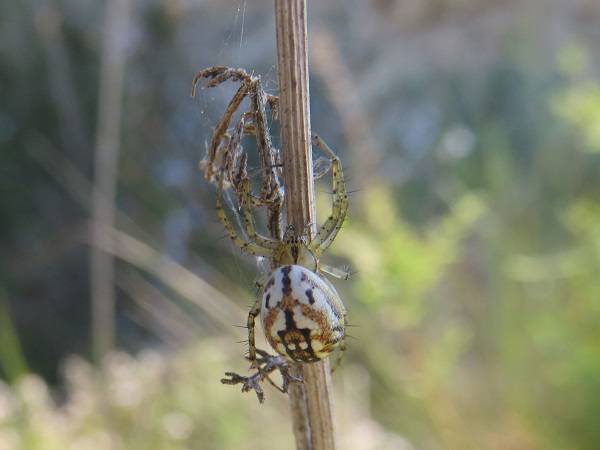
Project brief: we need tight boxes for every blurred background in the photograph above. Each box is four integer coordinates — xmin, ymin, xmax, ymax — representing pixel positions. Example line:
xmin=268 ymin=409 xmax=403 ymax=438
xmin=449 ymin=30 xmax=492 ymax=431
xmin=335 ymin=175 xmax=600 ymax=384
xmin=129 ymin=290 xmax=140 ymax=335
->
xmin=1 ymin=0 xmax=600 ymax=448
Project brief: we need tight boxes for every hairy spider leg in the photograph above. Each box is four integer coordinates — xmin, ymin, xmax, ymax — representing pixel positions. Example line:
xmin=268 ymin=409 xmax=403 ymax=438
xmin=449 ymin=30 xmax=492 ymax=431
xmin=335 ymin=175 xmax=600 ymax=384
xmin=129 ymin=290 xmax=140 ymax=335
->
xmin=263 ymin=374 xmax=288 ymax=393
xmin=310 ymin=134 xmax=349 ymax=255
xmin=319 ymin=263 xmax=351 ymax=280
xmin=246 ymin=296 xmax=261 ymax=365
xmin=238 ymin=178 xmax=279 ymax=251
xmin=215 ymin=174 xmax=275 ymax=258
xmin=330 ymin=331 xmax=347 ymax=373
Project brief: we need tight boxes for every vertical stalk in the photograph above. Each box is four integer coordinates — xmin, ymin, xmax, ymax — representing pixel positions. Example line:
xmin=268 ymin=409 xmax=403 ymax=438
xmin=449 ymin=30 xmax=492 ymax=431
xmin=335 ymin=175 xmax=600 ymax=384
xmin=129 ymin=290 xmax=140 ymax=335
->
xmin=275 ymin=1 xmax=337 ymax=449
xmin=90 ymin=0 xmax=131 ymax=361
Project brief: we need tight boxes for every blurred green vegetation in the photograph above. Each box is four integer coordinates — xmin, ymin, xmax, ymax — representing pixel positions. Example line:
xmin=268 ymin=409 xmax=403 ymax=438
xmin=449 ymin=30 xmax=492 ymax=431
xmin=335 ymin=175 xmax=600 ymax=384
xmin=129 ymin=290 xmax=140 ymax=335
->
xmin=1 ymin=0 xmax=600 ymax=449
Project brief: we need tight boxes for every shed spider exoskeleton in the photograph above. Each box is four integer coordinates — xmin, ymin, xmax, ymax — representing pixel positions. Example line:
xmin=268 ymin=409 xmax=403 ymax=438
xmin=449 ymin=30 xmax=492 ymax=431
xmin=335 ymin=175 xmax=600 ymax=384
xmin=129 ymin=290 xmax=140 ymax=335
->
xmin=192 ymin=67 xmax=349 ymax=371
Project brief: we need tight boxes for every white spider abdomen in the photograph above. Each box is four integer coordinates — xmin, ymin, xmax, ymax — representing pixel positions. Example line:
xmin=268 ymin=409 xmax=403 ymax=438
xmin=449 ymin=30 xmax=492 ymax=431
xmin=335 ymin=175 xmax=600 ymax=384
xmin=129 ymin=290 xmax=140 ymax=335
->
xmin=260 ymin=265 xmax=346 ymax=363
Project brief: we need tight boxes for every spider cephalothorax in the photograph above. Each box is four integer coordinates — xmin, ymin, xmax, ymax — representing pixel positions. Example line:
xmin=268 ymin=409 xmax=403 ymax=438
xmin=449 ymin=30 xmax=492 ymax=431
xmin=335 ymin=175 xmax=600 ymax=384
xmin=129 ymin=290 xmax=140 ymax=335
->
xmin=192 ymin=67 xmax=349 ymax=368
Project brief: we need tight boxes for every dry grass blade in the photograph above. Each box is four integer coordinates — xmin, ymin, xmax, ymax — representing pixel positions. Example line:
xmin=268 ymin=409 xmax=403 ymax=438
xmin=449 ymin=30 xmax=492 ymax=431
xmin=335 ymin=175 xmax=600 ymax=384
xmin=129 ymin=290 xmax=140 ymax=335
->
xmin=90 ymin=0 xmax=132 ymax=360
xmin=92 ymin=226 xmax=246 ymax=332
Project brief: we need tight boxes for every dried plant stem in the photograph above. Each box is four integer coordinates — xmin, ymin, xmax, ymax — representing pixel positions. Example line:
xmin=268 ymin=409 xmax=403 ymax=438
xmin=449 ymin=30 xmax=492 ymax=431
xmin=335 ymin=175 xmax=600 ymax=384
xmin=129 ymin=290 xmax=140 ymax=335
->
xmin=90 ymin=0 xmax=131 ymax=361
xmin=275 ymin=1 xmax=337 ymax=449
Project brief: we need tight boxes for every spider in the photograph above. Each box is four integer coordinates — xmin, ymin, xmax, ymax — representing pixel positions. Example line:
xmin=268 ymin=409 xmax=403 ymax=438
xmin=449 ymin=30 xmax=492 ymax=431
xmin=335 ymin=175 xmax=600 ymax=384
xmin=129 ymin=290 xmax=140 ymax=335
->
xmin=192 ymin=67 xmax=350 ymax=370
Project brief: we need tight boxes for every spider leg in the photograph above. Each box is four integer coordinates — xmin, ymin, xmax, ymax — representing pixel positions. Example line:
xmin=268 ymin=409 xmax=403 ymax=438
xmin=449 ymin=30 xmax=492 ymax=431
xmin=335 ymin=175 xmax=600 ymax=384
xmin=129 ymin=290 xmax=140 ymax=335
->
xmin=247 ymin=296 xmax=261 ymax=366
xmin=319 ymin=263 xmax=351 ymax=280
xmin=310 ymin=134 xmax=349 ymax=255
xmin=239 ymin=178 xmax=279 ymax=250
xmin=330 ymin=312 xmax=349 ymax=372
xmin=330 ymin=337 xmax=347 ymax=373
xmin=263 ymin=374 xmax=287 ymax=393
xmin=216 ymin=175 xmax=274 ymax=258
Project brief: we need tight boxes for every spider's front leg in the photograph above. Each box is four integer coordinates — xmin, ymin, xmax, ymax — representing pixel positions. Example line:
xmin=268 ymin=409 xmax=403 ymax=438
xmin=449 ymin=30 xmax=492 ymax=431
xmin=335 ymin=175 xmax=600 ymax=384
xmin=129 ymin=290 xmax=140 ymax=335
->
xmin=310 ymin=134 xmax=349 ymax=256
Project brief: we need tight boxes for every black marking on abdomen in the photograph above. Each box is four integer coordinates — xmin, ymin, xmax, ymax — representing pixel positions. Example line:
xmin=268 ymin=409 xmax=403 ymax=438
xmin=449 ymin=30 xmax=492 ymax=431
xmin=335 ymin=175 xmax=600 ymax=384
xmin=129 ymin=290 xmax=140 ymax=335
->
xmin=284 ymin=309 xmax=295 ymax=329
xmin=305 ymin=289 xmax=315 ymax=304
xmin=278 ymin=309 xmax=318 ymax=362
xmin=281 ymin=265 xmax=293 ymax=296
xmin=265 ymin=293 xmax=271 ymax=308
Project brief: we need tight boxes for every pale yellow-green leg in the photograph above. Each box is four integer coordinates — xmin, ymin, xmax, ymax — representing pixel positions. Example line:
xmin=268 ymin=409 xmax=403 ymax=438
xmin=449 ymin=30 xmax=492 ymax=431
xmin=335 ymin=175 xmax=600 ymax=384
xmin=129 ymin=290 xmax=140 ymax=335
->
xmin=330 ymin=338 xmax=347 ymax=373
xmin=216 ymin=177 xmax=274 ymax=258
xmin=330 ymin=313 xmax=349 ymax=372
xmin=247 ymin=296 xmax=261 ymax=366
xmin=310 ymin=134 xmax=349 ymax=256
xmin=320 ymin=263 xmax=351 ymax=280
xmin=239 ymin=179 xmax=279 ymax=251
